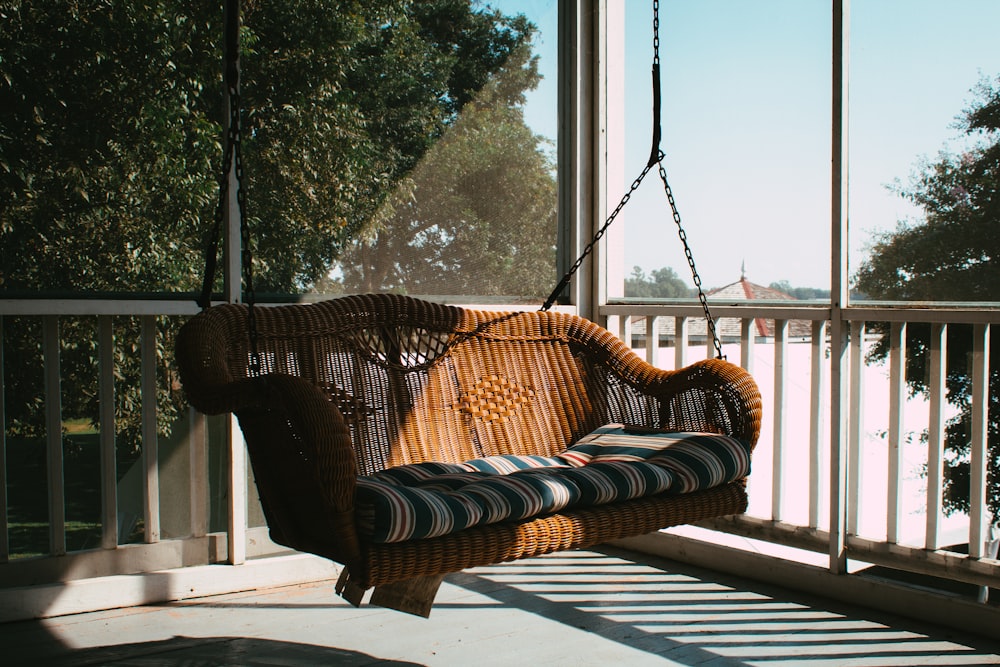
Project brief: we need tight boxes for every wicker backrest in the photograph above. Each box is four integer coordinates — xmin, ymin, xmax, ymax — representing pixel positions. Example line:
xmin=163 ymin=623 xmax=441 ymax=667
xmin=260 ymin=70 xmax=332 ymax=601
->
xmin=177 ymin=294 xmax=759 ymax=479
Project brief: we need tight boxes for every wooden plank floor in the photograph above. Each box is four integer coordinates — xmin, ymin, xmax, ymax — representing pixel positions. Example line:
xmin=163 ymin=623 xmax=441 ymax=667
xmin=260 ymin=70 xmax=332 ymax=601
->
xmin=4 ymin=547 xmax=1000 ymax=666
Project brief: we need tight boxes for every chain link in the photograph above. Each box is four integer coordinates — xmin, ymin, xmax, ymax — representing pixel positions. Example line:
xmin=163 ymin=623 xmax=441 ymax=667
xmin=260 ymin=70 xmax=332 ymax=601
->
xmin=207 ymin=84 xmax=260 ymax=374
xmin=540 ymin=161 xmax=656 ymax=312
xmin=196 ymin=7 xmax=259 ymax=373
xmin=227 ymin=88 xmax=260 ymax=374
xmin=652 ymin=0 xmax=660 ymax=65
xmin=543 ymin=0 xmax=724 ymax=359
xmin=656 ymin=154 xmax=724 ymax=359
xmin=197 ymin=110 xmax=236 ymax=311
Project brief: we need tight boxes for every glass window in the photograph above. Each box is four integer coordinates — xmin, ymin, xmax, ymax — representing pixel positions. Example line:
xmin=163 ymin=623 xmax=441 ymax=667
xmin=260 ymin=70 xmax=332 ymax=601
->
xmin=322 ymin=0 xmax=560 ymax=303
xmin=849 ymin=0 xmax=1000 ymax=304
xmin=0 ymin=2 xmax=560 ymax=303
xmin=614 ymin=0 xmax=831 ymax=303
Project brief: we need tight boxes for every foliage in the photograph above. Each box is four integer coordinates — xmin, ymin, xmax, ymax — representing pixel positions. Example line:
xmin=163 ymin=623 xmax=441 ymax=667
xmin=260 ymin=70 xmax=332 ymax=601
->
xmin=0 ymin=1 xmax=550 ymax=444
xmin=0 ymin=1 xmax=544 ymax=295
xmin=624 ymin=266 xmax=692 ymax=299
xmin=240 ymin=1 xmax=547 ymax=292
xmin=0 ymin=0 xmax=221 ymax=293
xmin=854 ymin=75 xmax=1000 ymax=518
xmin=334 ymin=37 xmax=556 ymax=297
xmin=767 ymin=281 xmax=830 ymax=301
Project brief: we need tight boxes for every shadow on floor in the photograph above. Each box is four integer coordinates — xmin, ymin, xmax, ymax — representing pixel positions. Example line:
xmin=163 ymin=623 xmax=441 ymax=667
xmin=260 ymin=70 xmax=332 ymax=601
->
xmin=7 ymin=547 xmax=1000 ymax=666
xmin=11 ymin=635 xmax=422 ymax=667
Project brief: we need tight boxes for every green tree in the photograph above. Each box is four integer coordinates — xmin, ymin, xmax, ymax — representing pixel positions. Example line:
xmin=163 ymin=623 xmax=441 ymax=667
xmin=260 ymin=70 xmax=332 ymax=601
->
xmin=0 ymin=1 xmax=222 ymax=294
xmin=334 ymin=37 xmax=556 ymax=298
xmin=1 ymin=0 xmax=542 ymax=294
xmin=240 ymin=0 xmax=545 ymax=292
xmin=0 ymin=1 xmax=547 ymax=434
xmin=855 ymin=75 xmax=1000 ymax=519
xmin=768 ymin=281 xmax=830 ymax=301
xmin=625 ymin=266 xmax=692 ymax=299
xmin=0 ymin=1 xmax=226 ymax=456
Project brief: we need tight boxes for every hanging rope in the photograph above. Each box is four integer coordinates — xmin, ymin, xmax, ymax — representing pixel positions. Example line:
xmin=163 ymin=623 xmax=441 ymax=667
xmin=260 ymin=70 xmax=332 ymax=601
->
xmin=541 ymin=0 xmax=723 ymax=359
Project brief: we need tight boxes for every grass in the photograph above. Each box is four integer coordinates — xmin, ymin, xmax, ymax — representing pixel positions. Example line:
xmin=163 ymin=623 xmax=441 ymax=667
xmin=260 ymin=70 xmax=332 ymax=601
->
xmin=5 ymin=428 xmax=141 ymax=557
xmin=7 ymin=521 xmax=104 ymax=560
xmin=63 ymin=418 xmax=98 ymax=435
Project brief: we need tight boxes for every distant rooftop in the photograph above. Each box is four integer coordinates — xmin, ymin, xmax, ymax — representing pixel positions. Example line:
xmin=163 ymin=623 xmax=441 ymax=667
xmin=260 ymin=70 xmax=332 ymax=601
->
xmin=628 ymin=274 xmax=814 ymax=343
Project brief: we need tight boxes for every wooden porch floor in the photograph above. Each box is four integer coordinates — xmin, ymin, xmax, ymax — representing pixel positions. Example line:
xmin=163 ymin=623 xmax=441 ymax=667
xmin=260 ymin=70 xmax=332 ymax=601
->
xmin=5 ymin=547 xmax=1000 ymax=667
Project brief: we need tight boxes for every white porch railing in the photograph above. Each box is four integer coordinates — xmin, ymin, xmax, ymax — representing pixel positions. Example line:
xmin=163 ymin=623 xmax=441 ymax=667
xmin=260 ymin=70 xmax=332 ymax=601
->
xmin=0 ymin=299 xmax=297 ymax=594
xmin=602 ymin=301 xmax=1000 ymax=597
xmin=1 ymin=298 xmax=998 ymax=625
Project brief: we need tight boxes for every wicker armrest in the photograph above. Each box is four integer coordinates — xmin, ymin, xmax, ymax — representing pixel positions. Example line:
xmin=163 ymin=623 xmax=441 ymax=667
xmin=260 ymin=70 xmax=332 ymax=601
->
xmin=242 ymin=374 xmax=358 ymax=503
xmin=649 ymin=357 xmax=762 ymax=450
xmin=233 ymin=373 xmax=362 ymax=565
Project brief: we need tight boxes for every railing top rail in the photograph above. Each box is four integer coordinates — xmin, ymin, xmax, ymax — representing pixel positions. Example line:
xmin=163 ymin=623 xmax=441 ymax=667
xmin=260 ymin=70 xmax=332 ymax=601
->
xmin=3 ymin=295 xmax=1000 ymax=323
xmin=844 ymin=305 xmax=1000 ymax=325
xmin=0 ymin=299 xmax=202 ymax=317
xmin=0 ymin=294 xmax=578 ymax=318
xmin=602 ymin=300 xmax=1000 ymax=325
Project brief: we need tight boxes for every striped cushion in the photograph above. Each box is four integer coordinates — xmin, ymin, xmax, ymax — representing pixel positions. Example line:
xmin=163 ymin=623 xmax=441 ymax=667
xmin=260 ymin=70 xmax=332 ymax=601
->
xmin=356 ymin=467 xmax=582 ymax=544
xmin=649 ymin=432 xmax=752 ymax=494
xmin=557 ymin=424 xmax=683 ymax=465
xmin=355 ymin=425 xmax=751 ymax=544
xmin=374 ymin=455 xmax=569 ymax=486
xmin=556 ymin=460 xmax=674 ymax=505
xmin=559 ymin=425 xmax=752 ymax=494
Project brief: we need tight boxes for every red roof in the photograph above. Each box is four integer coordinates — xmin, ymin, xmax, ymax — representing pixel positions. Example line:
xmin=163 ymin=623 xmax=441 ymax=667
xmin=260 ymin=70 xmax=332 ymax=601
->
xmin=706 ymin=277 xmax=811 ymax=339
xmin=629 ymin=276 xmax=814 ymax=342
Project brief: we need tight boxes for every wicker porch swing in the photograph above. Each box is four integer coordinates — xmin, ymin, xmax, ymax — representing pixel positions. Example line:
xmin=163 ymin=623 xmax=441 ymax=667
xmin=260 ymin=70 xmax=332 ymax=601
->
xmin=176 ymin=0 xmax=761 ymax=616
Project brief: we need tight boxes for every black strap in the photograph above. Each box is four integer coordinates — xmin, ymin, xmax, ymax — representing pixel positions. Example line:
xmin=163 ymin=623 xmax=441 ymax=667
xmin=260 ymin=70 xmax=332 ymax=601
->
xmin=647 ymin=60 xmax=661 ymax=169
xmin=197 ymin=0 xmax=242 ymax=310
xmin=196 ymin=0 xmax=261 ymax=372
xmin=540 ymin=0 xmax=724 ymax=359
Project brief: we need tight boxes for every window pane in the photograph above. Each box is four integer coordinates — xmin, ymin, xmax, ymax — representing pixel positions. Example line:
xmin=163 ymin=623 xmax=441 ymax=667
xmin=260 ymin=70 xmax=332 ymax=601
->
xmin=849 ymin=0 xmax=1000 ymax=304
xmin=322 ymin=1 xmax=560 ymax=302
xmin=1 ymin=2 xmax=560 ymax=303
xmin=615 ymin=1 xmax=831 ymax=303
xmin=1 ymin=4 xmax=220 ymax=295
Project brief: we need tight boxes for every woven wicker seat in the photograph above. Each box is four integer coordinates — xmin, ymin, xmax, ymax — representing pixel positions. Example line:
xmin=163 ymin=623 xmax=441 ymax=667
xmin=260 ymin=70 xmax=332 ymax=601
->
xmin=176 ymin=293 xmax=761 ymax=615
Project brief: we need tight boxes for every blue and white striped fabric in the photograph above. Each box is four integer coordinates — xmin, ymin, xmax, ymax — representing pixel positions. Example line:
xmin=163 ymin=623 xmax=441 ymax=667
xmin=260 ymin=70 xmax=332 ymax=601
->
xmin=649 ymin=433 xmax=752 ymax=494
xmin=355 ymin=425 xmax=751 ymax=543
xmin=557 ymin=425 xmax=676 ymax=465
xmin=559 ymin=425 xmax=752 ymax=495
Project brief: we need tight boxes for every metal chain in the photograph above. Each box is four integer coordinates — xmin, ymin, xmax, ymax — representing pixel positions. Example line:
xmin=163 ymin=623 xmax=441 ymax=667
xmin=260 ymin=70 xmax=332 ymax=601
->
xmin=653 ymin=0 xmax=660 ymax=66
xmin=227 ymin=87 xmax=261 ymax=375
xmin=543 ymin=0 xmax=725 ymax=359
xmin=197 ymin=104 xmax=237 ymax=311
xmin=540 ymin=160 xmax=657 ymax=312
xmin=655 ymin=153 xmax=724 ymax=359
xmin=650 ymin=0 xmax=723 ymax=358
xmin=194 ymin=2 xmax=260 ymax=374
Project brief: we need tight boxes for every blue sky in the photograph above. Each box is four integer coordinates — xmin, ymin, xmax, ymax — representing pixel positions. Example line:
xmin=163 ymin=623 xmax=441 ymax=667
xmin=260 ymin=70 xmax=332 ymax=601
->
xmin=495 ymin=0 xmax=1000 ymax=290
